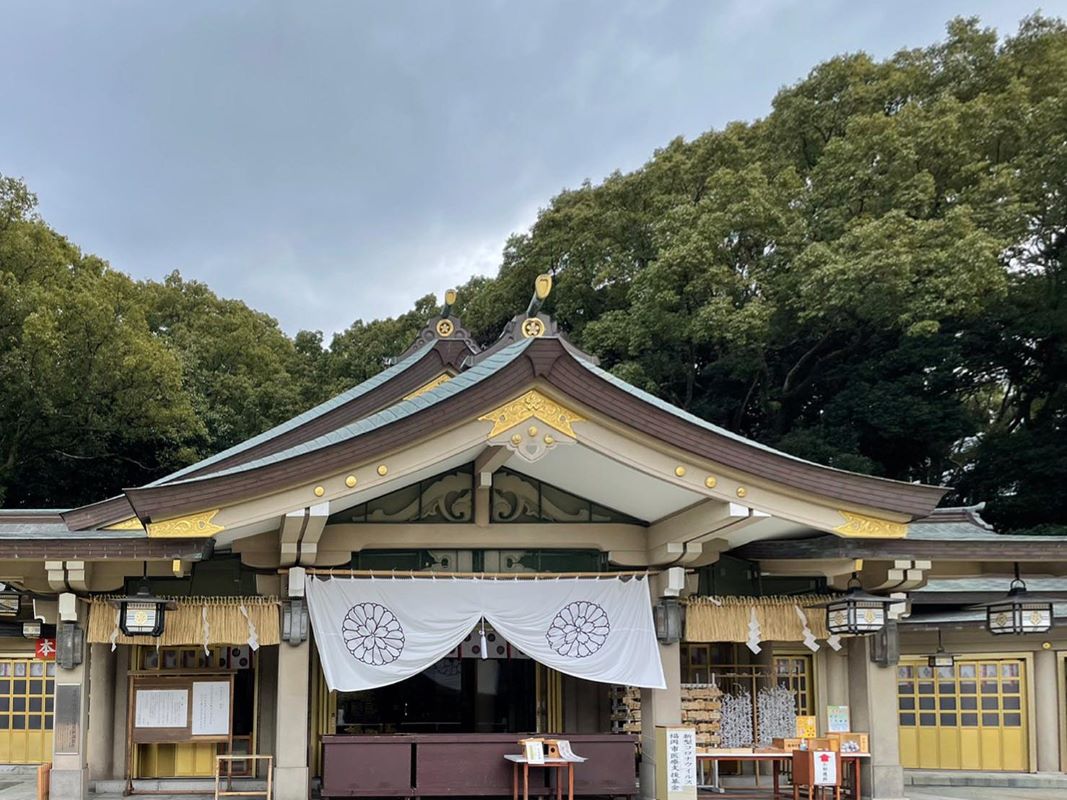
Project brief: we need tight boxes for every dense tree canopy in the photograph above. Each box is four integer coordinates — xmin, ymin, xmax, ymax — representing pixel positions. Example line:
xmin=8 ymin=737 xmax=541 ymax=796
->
xmin=1 ymin=15 xmax=1064 ymax=533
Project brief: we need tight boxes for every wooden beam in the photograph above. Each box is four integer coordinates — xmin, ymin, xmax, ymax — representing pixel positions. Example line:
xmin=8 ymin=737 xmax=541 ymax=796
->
xmin=733 ymin=535 xmax=1067 ymax=561
xmin=297 ymin=502 xmax=331 ymax=566
xmin=474 ymin=445 xmax=510 ymax=526
xmin=646 ymin=500 xmax=751 ymax=551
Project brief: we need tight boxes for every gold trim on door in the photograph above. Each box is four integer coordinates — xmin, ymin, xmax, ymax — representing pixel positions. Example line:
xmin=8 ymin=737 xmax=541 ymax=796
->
xmin=535 ymin=664 xmax=563 ymax=733
xmin=898 ymin=657 xmax=1029 ymax=771
xmin=0 ymin=658 xmax=55 ymax=763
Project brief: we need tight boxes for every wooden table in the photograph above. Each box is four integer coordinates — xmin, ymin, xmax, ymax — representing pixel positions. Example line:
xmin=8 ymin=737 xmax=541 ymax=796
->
xmin=695 ymin=751 xmax=869 ymax=799
xmin=504 ymin=755 xmax=581 ymax=800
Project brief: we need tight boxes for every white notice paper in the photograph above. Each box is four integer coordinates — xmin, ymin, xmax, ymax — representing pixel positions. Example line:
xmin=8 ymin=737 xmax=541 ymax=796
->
xmin=812 ymin=751 xmax=838 ymax=786
xmin=191 ymin=681 xmax=230 ymax=736
xmin=524 ymin=740 xmax=545 ymax=764
xmin=135 ymin=689 xmax=188 ymax=728
xmin=555 ymin=740 xmax=586 ymax=763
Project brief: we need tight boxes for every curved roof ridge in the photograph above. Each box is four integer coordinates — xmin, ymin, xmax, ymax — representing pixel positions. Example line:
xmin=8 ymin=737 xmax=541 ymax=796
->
xmin=152 ymin=340 xmax=439 ymax=486
xmin=573 ymin=356 xmax=945 ymax=493
xmin=158 ymin=339 xmax=534 ymax=486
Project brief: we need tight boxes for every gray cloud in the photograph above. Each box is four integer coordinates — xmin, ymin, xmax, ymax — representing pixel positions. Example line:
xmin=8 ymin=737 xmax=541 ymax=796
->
xmin=1 ymin=0 xmax=1060 ymax=336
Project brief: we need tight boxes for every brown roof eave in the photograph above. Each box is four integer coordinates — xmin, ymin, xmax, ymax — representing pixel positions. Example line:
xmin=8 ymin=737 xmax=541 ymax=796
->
xmin=58 ymin=339 xmax=474 ymax=530
xmin=60 ymin=496 xmax=136 ymax=532
xmin=544 ymin=356 xmax=947 ymax=518
xmin=123 ymin=346 xmax=540 ymax=522
xmin=120 ymin=338 xmax=945 ymax=525
xmin=732 ymin=535 xmax=1065 ymax=561
xmin=0 ymin=538 xmax=210 ymax=560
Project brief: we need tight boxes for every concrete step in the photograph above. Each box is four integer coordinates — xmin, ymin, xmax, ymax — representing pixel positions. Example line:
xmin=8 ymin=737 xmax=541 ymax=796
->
xmin=905 ymin=770 xmax=1067 ymax=789
xmin=0 ymin=765 xmax=43 ymax=777
xmin=92 ymin=778 xmax=268 ymax=794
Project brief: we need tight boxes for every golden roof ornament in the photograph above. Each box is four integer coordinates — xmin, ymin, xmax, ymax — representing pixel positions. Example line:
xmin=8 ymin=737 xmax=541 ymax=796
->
xmin=522 ymin=273 xmax=553 ymax=338
xmin=436 ymin=289 xmax=458 ymax=337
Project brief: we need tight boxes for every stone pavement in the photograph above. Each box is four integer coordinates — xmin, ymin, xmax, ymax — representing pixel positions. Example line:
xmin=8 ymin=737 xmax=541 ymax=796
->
xmin=908 ymin=789 xmax=1066 ymax=800
xmin=0 ymin=765 xmax=1064 ymax=800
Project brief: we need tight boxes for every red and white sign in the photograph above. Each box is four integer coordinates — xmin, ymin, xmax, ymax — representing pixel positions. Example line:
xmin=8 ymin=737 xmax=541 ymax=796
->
xmin=35 ymin=638 xmax=56 ymax=661
xmin=812 ymin=751 xmax=838 ymax=786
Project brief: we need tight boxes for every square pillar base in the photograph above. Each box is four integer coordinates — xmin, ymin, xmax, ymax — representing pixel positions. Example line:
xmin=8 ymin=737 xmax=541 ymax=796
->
xmin=49 ymin=767 xmax=88 ymax=800
xmin=273 ymin=766 xmax=309 ymax=800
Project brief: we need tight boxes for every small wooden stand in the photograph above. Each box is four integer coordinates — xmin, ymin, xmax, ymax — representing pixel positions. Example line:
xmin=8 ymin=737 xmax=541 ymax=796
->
xmin=214 ymin=755 xmax=272 ymax=800
xmin=505 ymin=756 xmax=574 ymax=800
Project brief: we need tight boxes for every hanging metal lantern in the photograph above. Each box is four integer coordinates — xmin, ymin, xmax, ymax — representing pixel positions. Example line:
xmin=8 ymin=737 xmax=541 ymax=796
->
xmin=0 ymin=585 xmax=21 ymax=617
xmin=927 ymin=629 xmax=956 ymax=669
xmin=810 ymin=573 xmax=895 ymax=636
xmin=969 ymin=564 xmax=1062 ymax=636
xmin=111 ymin=579 xmax=176 ymax=637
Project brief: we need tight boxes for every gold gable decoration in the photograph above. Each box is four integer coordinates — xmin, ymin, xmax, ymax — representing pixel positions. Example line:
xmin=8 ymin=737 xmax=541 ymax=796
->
xmin=478 ymin=390 xmax=585 ymax=438
xmin=684 ymin=596 xmax=833 ymax=643
xmin=403 ymin=373 xmax=453 ymax=400
xmin=147 ymin=509 xmax=224 ymax=538
xmin=834 ymin=511 xmax=907 ymax=539
xmin=105 ymin=517 xmax=145 ymax=531
xmin=86 ymin=596 xmax=280 ymax=647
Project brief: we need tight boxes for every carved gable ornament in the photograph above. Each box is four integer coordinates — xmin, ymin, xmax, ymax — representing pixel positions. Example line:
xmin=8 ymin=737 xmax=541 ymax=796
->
xmin=833 ymin=511 xmax=907 ymax=539
xmin=146 ymin=509 xmax=225 ymax=538
xmin=478 ymin=390 xmax=584 ymax=463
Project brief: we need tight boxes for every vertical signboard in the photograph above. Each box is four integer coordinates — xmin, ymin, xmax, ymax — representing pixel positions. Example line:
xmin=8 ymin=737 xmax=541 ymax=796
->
xmin=54 ymin=684 xmax=82 ymax=755
xmin=655 ymin=726 xmax=697 ymax=800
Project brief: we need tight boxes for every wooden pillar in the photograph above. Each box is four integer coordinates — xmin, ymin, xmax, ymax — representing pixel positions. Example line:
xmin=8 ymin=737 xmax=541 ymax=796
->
xmin=50 ymin=595 xmax=91 ymax=800
xmin=274 ymin=639 xmax=311 ymax=800
xmin=87 ymin=644 xmax=117 ymax=780
xmin=1034 ymin=648 xmax=1060 ymax=772
xmin=847 ymin=637 xmax=904 ymax=800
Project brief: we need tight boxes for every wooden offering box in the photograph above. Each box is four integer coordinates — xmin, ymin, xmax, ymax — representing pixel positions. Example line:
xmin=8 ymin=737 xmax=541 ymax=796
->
xmin=792 ymin=749 xmax=842 ymax=791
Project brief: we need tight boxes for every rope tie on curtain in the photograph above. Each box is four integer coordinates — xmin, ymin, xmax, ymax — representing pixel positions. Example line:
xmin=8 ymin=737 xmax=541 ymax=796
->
xmin=201 ymin=605 xmax=211 ymax=656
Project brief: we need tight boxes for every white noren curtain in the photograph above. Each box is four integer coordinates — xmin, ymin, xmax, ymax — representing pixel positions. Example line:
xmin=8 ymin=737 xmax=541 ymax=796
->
xmin=305 ymin=575 xmax=665 ymax=691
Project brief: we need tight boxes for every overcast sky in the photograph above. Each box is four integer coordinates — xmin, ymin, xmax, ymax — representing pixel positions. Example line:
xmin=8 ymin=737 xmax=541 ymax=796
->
xmin=2 ymin=2 xmax=1061 ymax=336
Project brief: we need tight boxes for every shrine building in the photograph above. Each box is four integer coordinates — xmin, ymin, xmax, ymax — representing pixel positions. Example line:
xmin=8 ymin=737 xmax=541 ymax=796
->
xmin=0 ymin=279 xmax=1064 ymax=800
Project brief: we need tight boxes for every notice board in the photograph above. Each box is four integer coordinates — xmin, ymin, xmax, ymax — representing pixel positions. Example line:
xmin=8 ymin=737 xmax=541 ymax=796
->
xmin=130 ymin=675 xmax=233 ymax=743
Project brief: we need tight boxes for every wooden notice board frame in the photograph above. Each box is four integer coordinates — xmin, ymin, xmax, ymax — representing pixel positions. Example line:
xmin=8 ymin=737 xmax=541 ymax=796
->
xmin=125 ymin=673 xmax=235 ymax=795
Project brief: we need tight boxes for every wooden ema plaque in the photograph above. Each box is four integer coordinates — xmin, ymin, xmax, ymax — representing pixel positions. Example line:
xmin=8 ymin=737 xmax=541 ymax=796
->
xmin=791 ymin=749 xmax=841 ymax=800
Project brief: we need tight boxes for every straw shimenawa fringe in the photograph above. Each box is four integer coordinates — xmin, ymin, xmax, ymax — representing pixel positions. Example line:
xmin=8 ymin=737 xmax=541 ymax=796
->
xmin=86 ymin=596 xmax=281 ymax=647
xmin=683 ymin=595 xmax=834 ymax=643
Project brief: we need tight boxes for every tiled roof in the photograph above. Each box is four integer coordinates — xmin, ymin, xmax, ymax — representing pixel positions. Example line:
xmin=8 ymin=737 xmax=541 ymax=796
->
xmin=152 ymin=340 xmax=438 ymax=485
xmin=161 ymin=339 xmax=534 ymax=484
xmin=576 ymin=356 xmax=939 ymax=492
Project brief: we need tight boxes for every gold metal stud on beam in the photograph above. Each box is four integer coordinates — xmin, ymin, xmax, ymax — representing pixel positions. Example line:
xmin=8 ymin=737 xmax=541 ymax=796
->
xmin=314 ymin=486 xmax=325 ymax=497
xmin=674 ymin=466 xmax=687 ymax=477
xmin=345 ymin=475 xmax=357 ymax=488
xmin=736 ymin=487 xmax=747 ymax=498
xmin=705 ymin=476 xmax=717 ymax=488
xmin=377 ymin=464 xmax=388 ymax=476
